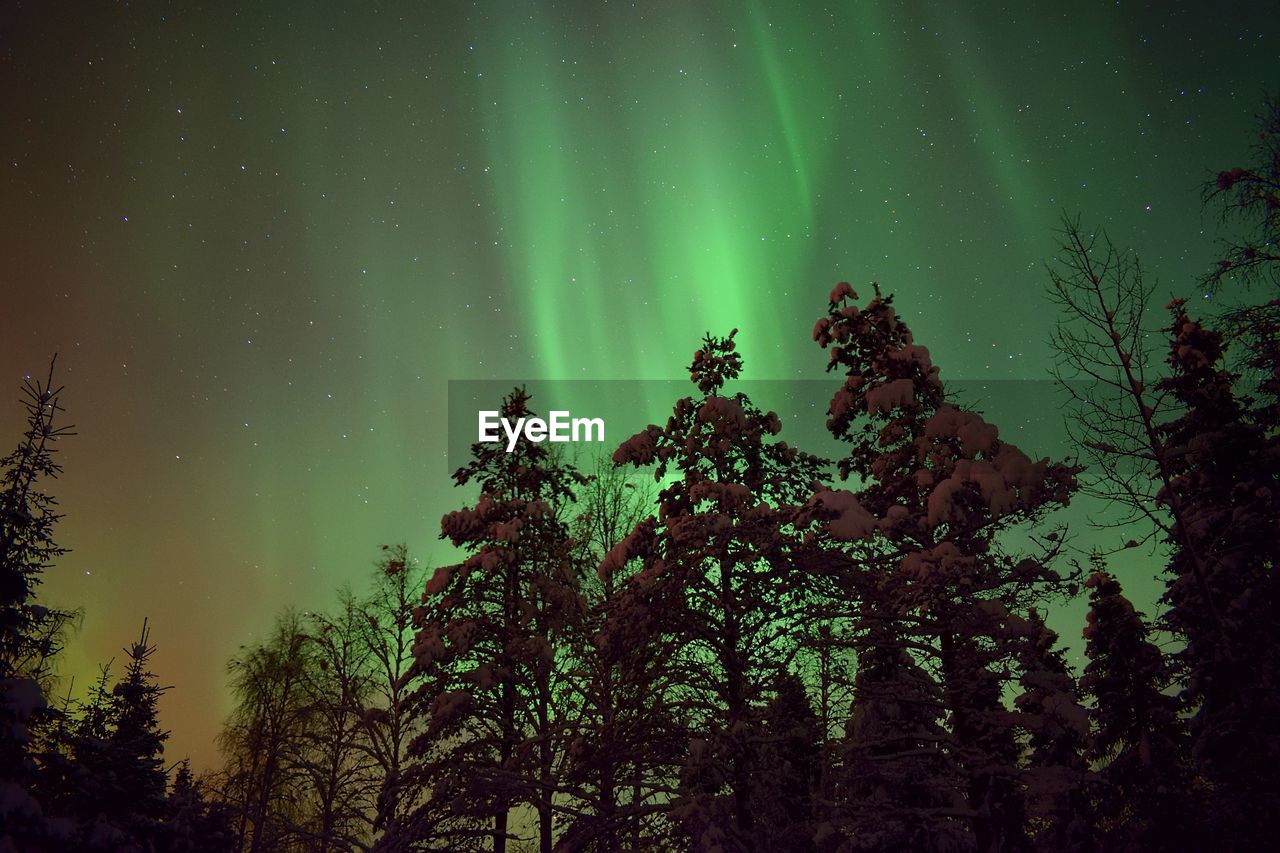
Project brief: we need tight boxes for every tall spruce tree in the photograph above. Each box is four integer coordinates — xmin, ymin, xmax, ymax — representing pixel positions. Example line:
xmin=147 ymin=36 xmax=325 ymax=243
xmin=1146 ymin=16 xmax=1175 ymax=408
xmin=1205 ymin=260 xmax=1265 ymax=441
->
xmin=607 ymin=330 xmax=826 ymax=852
xmin=809 ymin=282 xmax=1079 ymax=853
xmin=1155 ymin=303 xmax=1280 ymax=844
xmin=402 ymin=388 xmax=585 ymax=853
xmin=0 ymin=359 xmax=74 ymax=849
xmin=1012 ymin=611 xmax=1093 ymax=852
xmin=1080 ymin=569 xmax=1196 ymax=851
xmin=33 ymin=624 xmax=176 ymax=851
xmin=106 ymin=620 xmax=173 ymax=848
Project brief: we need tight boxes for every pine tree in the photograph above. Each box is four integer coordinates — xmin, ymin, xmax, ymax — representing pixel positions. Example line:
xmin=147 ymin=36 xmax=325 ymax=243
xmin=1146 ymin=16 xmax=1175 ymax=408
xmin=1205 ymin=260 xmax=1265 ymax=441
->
xmin=36 ymin=624 xmax=176 ymax=851
xmin=0 ymin=359 xmax=74 ymax=850
xmin=809 ymin=282 xmax=1079 ymax=852
xmin=49 ymin=664 xmax=121 ymax=847
xmin=106 ymin=620 xmax=172 ymax=847
xmin=1080 ymin=569 xmax=1196 ymax=851
xmin=1013 ymin=611 xmax=1093 ymax=852
xmin=402 ymin=388 xmax=586 ymax=853
xmin=749 ymin=673 xmax=820 ymax=852
xmin=608 ymin=330 xmax=826 ymax=852
xmin=160 ymin=760 xmax=235 ymax=853
xmin=0 ymin=359 xmax=74 ymax=682
xmin=1155 ymin=302 xmax=1280 ymax=844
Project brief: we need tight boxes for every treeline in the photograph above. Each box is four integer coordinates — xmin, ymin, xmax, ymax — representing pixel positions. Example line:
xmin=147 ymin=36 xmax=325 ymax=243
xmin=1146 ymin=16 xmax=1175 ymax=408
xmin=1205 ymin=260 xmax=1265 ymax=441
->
xmin=2 ymin=101 xmax=1278 ymax=852
xmin=0 ymin=363 xmax=232 ymax=851
xmin=202 ymin=98 xmax=1280 ymax=852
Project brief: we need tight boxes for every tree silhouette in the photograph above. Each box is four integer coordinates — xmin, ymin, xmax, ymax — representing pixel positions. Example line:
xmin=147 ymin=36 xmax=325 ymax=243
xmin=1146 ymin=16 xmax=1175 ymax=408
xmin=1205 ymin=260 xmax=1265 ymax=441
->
xmin=213 ymin=550 xmax=432 ymax=851
xmin=1080 ymin=568 xmax=1196 ymax=851
xmin=1012 ymin=611 xmax=1093 ymax=851
xmin=400 ymin=389 xmax=586 ymax=853
xmin=297 ymin=594 xmax=380 ymax=849
xmin=555 ymin=458 xmax=681 ymax=852
xmin=608 ymin=329 xmax=826 ymax=852
xmin=1045 ymin=218 xmax=1180 ymax=548
xmin=749 ymin=673 xmax=821 ymax=852
xmin=1155 ymin=301 xmax=1280 ymax=844
xmin=106 ymin=620 xmax=173 ymax=846
xmin=216 ymin=613 xmax=314 ymax=851
xmin=161 ymin=760 xmax=236 ymax=853
xmin=0 ymin=358 xmax=75 ymax=850
xmin=356 ymin=545 xmax=429 ymax=839
xmin=183 ymin=94 xmax=1280 ymax=850
xmin=1201 ymin=95 xmax=1280 ymax=295
xmin=809 ymin=282 xmax=1079 ymax=852
xmin=1199 ymin=97 xmax=1280 ymax=424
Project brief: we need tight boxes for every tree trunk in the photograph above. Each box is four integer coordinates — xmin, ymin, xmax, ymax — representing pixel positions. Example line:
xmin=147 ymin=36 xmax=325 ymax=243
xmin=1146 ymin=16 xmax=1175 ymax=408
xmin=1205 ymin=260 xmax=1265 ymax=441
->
xmin=494 ymin=810 xmax=508 ymax=853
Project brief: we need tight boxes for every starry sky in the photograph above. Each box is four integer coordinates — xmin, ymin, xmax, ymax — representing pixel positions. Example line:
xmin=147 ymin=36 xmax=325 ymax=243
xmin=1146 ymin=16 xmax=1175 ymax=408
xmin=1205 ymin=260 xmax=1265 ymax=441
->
xmin=1 ymin=0 xmax=1274 ymax=770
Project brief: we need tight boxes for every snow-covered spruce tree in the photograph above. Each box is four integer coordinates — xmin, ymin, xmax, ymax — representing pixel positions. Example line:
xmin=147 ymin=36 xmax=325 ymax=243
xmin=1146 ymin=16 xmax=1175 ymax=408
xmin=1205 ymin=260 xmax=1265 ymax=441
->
xmin=0 ymin=359 xmax=75 ymax=849
xmin=832 ymin=628 xmax=965 ymax=852
xmin=1011 ymin=611 xmax=1093 ymax=852
xmin=400 ymin=388 xmax=586 ymax=853
xmin=606 ymin=330 xmax=826 ymax=852
xmin=1154 ymin=302 xmax=1280 ymax=845
xmin=554 ymin=458 xmax=683 ymax=852
xmin=748 ymin=673 xmax=822 ymax=853
xmin=808 ymin=282 xmax=1079 ymax=852
xmin=1079 ymin=569 xmax=1197 ymax=852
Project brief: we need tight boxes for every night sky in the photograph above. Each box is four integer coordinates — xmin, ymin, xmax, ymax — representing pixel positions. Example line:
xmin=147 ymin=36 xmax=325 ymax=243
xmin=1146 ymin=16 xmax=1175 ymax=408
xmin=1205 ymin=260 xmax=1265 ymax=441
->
xmin=1 ymin=1 xmax=1274 ymax=771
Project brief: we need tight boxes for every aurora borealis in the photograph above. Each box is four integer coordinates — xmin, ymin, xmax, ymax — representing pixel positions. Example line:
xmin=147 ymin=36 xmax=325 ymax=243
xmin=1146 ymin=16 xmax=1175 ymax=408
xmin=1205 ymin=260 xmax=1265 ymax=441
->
xmin=1 ymin=1 xmax=1275 ymax=771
